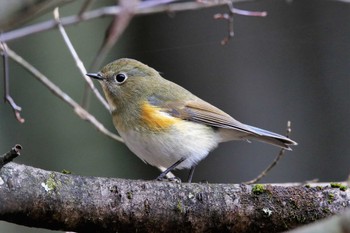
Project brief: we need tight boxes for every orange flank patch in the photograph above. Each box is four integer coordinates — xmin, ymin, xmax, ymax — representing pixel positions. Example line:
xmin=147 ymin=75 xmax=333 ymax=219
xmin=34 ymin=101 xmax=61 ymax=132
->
xmin=140 ymin=102 xmax=181 ymax=131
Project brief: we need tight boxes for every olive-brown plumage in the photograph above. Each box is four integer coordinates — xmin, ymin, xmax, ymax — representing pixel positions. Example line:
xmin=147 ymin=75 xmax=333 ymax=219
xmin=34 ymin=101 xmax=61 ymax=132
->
xmin=87 ymin=58 xmax=297 ymax=182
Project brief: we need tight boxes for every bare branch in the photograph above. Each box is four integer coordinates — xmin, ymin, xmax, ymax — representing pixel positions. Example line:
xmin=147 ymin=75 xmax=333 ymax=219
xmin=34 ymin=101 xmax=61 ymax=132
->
xmin=1 ymin=43 xmax=25 ymax=123
xmin=0 ymin=144 xmax=22 ymax=168
xmin=245 ymin=121 xmax=293 ymax=184
xmin=0 ymin=0 xmax=75 ymax=31
xmin=0 ymin=45 xmax=123 ymax=143
xmin=82 ymin=0 xmax=139 ymax=108
xmin=213 ymin=1 xmax=267 ymax=45
xmin=78 ymin=0 xmax=96 ymax=17
xmin=53 ymin=7 xmax=110 ymax=111
xmin=91 ymin=0 xmax=138 ymax=70
xmin=0 ymin=0 xmax=264 ymax=42
xmin=0 ymin=162 xmax=349 ymax=232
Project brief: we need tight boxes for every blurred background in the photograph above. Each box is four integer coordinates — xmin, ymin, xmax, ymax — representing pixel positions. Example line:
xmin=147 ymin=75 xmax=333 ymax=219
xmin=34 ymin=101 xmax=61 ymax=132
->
xmin=1 ymin=0 xmax=350 ymax=232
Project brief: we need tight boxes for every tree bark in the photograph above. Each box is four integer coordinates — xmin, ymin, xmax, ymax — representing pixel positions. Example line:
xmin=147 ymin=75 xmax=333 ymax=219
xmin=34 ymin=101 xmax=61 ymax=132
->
xmin=288 ymin=209 xmax=350 ymax=233
xmin=0 ymin=162 xmax=349 ymax=233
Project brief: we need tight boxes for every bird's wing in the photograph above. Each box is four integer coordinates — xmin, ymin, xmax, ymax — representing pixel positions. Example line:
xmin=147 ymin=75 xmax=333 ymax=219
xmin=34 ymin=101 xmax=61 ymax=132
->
xmin=147 ymin=95 xmax=297 ymax=149
xmin=182 ymin=100 xmax=255 ymax=133
xmin=148 ymin=95 xmax=254 ymax=134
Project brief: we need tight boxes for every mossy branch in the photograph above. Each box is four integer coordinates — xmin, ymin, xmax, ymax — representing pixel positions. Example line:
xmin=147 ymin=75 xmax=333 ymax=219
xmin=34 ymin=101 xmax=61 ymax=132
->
xmin=0 ymin=162 xmax=349 ymax=232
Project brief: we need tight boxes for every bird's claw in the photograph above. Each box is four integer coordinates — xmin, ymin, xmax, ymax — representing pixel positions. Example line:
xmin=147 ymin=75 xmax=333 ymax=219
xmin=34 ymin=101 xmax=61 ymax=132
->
xmin=156 ymin=176 xmax=182 ymax=183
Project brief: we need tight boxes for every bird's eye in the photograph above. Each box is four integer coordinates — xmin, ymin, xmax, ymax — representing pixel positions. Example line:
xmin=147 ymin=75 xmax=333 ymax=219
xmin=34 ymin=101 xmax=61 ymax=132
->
xmin=114 ymin=73 xmax=128 ymax=84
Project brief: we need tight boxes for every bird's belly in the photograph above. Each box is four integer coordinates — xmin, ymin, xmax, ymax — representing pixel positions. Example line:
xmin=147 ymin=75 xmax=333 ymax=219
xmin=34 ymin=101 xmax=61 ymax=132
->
xmin=117 ymin=121 xmax=219 ymax=169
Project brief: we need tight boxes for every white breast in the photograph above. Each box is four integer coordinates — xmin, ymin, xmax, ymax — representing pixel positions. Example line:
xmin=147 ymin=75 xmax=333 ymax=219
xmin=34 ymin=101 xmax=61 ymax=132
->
xmin=117 ymin=120 xmax=220 ymax=170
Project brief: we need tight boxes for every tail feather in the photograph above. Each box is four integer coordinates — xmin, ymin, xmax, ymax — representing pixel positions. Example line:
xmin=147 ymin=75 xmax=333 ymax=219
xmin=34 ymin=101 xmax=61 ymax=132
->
xmin=246 ymin=125 xmax=297 ymax=150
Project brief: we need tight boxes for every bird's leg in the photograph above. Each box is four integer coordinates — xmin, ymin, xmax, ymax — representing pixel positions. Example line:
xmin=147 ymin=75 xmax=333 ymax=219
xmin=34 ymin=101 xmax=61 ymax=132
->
xmin=156 ymin=157 xmax=185 ymax=181
xmin=187 ymin=166 xmax=196 ymax=183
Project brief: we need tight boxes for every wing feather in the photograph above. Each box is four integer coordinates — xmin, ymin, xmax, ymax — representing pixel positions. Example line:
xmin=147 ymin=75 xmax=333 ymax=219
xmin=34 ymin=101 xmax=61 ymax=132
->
xmin=147 ymin=95 xmax=297 ymax=149
xmin=149 ymin=95 xmax=255 ymax=134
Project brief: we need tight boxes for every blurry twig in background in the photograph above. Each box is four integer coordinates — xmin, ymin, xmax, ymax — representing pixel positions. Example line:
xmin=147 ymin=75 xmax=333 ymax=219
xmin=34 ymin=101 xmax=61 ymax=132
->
xmin=1 ymin=43 xmax=25 ymax=123
xmin=0 ymin=0 xmax=264 ymax=42
xmin=53 ymin=8 xmax=110 ymax=111
xmin=0 ymin=44 xmax=123 ymax=143
xmin=0 ymin=0 xmax=176 ymax=42
xmin=0 ymin=0 xmax=75 ymax=31
xmin=244 ymin=121 xmax=292 ymax=184
xmin=78 ymin=0 xmax=96 ymax=17
xmin=0 ymin=0 xmax=270 ymax=143
xmin=82 ymin=0 xmax=139 ymax=108
xmin=212 ymin=0 xmax=267 ymax=45
xmin=90 ymin=0 xmax=138 ymax=73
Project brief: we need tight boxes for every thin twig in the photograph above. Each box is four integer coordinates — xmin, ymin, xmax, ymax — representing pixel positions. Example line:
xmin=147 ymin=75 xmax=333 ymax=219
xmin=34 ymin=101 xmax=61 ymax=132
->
xmin=0 ymin=144 xmax=22 ymax=168
xmin=0 ymin=45 xmax=123 ymax=143
xmin=82 ymin=0 xmax=138 ymax=108
xmin=244 ymin=121 xmax=292 ymax=184
xmin=78 ymin=0 xmax=96 ymax=17
xmin=91 ymin=0 xmax=138 ymax=72
xmin=1 ymin=43 xmax=25 ymax=123
xmin=0 ymin=0 xmax=261 ymax=42
xmin=53 ymin=8 xmax=110 ymax=111
xmin=213 ymin=1 xmax=267 ymax=45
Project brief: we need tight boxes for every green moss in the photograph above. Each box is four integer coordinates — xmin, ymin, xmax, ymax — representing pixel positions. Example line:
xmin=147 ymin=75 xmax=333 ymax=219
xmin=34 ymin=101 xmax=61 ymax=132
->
xmin=330 ymin=183 xmax=341 ymax=188
xmin=42 ymin=173 xmax=61 ymax=192
xmin=322 ymin=208 xmax=331 ymax=214
xmin=252 ymin=184 xmax=266 ymax=195
xmin=330 ymin=183 xmax=347 ymax=191
xmin=126 ymin=191 xmax=133 ymax=199
xmin=176 ymin=200 xmax=183 ymax=213
xmin=61 ymin=169 xmax=72 ymax=174
xmin=327 ymin=193 xmax=335 ymax=204
xmin=304 ymin=184 xmax=311 ymax=188
xmin=46 ymin=177 xmax=57 ymax=191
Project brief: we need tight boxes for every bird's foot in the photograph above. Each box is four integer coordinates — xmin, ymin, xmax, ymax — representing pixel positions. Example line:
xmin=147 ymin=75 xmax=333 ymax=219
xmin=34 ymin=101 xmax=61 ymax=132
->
xmin=156 ymin=176 xmax=182 ymax=183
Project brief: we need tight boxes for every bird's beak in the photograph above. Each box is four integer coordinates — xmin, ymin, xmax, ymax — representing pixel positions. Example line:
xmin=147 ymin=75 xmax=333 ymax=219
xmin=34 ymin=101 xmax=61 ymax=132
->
xmin=86 ymin=73 xmax=103 ymax=80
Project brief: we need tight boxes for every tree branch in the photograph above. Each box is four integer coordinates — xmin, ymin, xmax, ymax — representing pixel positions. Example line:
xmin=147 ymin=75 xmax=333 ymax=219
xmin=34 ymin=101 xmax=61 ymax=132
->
xmin=82 ymin=0 xmax=139 ymax=108
xmin=1 ymin=43 xmax=25 ymax=123
xmin=0 ymin=0 xmax=263 ymax=42
xmin=0 ymin=44 xmax=123 ymax=143
xmin=0 ymin=162 xmax=349 ymax=232
xmin=53 ymin=8 xmax=110 ymax=111
xmin=288 ymin=209 xmax=350 ymax=233
xmin=0 ymin=145 xmax=22 ymax=168
xmin=245 ymin=121 xmax=293 ymax=184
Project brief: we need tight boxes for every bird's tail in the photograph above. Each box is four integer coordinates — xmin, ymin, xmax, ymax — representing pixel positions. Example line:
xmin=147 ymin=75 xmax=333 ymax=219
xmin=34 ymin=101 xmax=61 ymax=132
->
xmin=246 ymin=125 xmax=297 ymax=150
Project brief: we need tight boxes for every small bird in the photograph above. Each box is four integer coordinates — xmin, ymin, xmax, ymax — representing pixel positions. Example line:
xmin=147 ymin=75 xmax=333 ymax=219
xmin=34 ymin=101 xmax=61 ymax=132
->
xmin=87 ymin=58 xmax=297 ymax=182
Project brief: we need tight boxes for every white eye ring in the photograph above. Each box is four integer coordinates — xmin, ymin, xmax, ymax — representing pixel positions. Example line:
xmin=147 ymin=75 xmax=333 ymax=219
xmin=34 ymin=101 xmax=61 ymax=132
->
xmin=114 ymin=73 xmax=128 ymax=84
